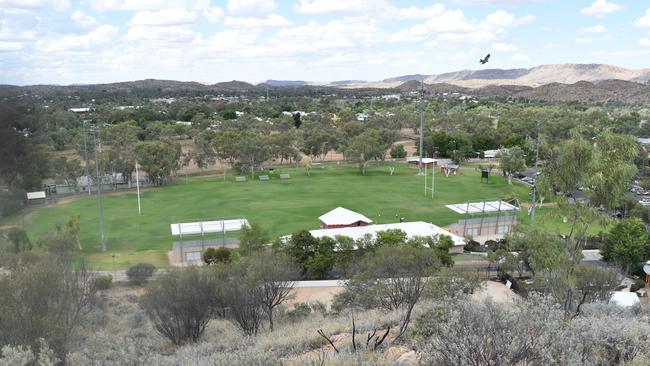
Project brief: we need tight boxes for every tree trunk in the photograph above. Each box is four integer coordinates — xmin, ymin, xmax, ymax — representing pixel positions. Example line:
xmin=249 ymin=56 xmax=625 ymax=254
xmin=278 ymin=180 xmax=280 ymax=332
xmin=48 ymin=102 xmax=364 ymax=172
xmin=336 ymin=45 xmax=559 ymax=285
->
xmin=507 ymin=174 xmax=512 ymax=185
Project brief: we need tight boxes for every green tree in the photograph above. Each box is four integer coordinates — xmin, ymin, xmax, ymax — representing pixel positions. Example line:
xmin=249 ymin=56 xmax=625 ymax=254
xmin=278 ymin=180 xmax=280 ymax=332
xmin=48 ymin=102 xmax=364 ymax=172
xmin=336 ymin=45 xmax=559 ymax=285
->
xmin=126 ymin=263 xmax=157 ymax=286
xmin=202 ymin=247 xmax=232 ymax=265
xmin=343 ymin=246 xmax=440 ymax=340
xmin=602 ymin=218 xmax=649 ymax=274
xmin=498 ymin=146 xmax=526 ymax=184
xmin=133 ymin=141 xmax=181 ymax=186
xmin=390 ymin=144 xmax=407 ymax=159
xmin=100 ymin=121 xmax=140 ymax=184
xmin=344 ymin=129 xmax=386 ymax=175
xmin=239 ymin=222 xmax=270 ymax=256
xmin=244 ymin=251 xmax=300 ymax=330
xmin=376 ymin=229 xmax=408 ymax=247
xmin=140 ymin=268 xmax=219 ymax=344
xmin=235 ymin=135 xmax=271 ymax=179
xmin=0 ymin=259 xmax=98 ymax=360
xmin=535 ymin=132 xmax=638 ymax=315
xmin=186 ymin=129 xmax=217 ymax=170
xmin=7 ymin=228 xmax=32 ymax=253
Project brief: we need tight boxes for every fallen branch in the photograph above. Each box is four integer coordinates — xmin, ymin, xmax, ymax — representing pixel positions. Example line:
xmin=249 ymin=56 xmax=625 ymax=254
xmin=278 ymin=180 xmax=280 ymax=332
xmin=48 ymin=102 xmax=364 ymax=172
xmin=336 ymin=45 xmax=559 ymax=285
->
xmin=374 ymin=326 xmax=390 ymax=351
xmin=317 ymin=329 xmax=339 ymax=353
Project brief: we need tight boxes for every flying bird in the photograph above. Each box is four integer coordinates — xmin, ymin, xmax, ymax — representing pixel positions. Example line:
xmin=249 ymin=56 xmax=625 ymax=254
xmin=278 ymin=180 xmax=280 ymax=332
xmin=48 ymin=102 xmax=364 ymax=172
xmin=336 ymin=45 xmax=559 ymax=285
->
xmin=479 ymin=53 xmax=490 ymax=64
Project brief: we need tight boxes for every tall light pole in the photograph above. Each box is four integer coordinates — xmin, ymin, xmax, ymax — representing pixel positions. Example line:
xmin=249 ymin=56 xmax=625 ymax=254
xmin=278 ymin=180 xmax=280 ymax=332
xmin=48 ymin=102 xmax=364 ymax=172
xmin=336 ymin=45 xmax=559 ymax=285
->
xmin=91 ymin=125 xmax=106 ymax=251
xmin=418 ymin=79 xmax=425 ymax=176
xmin=82 ymin=120 xmax=91 ymax=195
xmin=528 ymin=122 xmax=542 ymax=225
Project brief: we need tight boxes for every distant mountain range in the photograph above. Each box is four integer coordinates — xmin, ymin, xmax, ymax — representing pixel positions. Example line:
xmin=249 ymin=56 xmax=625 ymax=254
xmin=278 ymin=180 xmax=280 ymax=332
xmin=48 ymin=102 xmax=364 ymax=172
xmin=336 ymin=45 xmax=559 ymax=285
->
xmin=2 ymin=64 xmax=650 ymax=104
xmin=334 ymin=64 xmax=650 ymax=89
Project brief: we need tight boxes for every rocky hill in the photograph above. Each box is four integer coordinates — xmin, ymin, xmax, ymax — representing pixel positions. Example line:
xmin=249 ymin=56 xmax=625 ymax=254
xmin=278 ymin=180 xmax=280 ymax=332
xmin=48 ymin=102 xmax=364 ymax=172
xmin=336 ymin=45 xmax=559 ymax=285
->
xmin=344 ymin=64 xmax=650 ymax=89
xmin=395 ymin=78 xmax=650 ymax=104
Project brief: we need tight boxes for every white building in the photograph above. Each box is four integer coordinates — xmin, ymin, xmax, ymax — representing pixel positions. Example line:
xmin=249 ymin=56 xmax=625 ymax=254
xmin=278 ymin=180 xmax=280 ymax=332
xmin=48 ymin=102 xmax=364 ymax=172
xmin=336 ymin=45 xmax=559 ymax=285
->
xmin=483 ymin=149 xmax=500 ymax=159
xmin=318 ymin=207 xmax=373 ymax=228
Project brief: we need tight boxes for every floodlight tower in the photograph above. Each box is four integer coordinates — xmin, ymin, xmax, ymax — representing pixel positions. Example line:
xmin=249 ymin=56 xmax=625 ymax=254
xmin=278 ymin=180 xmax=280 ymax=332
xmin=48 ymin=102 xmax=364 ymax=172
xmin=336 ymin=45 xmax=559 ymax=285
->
xmin=90 ymin=125 xmax=106 ymax=251
xmin=82 ymin=120 xmax=91 ymax=196
xmin=530 ymin=124 xmax=541 ymax=225
xmin=418 ymin=79 xmax=425 ymax=176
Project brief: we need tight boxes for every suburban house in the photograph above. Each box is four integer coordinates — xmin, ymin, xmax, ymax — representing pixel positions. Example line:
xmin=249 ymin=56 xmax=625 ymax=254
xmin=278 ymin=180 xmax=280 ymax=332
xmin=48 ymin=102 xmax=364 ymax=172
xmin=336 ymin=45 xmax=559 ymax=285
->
xmin=406 ymin=157 xmax=438 ymax=168
xmin=68 ymin=107 xmax=90 ymax=118
xmin=483 ymin=149 xmax=500 ymax=158
xmin=319 ymin=207 xmax=372 ymax=229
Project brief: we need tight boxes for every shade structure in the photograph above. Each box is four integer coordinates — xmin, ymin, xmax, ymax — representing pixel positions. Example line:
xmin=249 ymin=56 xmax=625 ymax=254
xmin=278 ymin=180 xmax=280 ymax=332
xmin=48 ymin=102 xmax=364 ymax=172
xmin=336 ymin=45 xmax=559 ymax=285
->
xmin=446 ymin=200 xmax=519 ymax=214
xmin=170 ymin=218 xmax=249 ymax=236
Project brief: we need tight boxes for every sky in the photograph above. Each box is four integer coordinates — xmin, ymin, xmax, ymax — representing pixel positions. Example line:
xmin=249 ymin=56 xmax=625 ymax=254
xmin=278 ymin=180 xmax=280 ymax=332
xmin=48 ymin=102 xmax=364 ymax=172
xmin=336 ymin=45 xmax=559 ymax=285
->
xmin=0 ymin=0 xmax=649 ymax=85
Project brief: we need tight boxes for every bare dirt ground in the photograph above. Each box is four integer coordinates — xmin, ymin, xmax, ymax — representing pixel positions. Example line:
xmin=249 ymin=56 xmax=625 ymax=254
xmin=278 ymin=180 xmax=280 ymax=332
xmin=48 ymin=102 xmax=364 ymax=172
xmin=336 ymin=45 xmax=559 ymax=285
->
xmin=471 ymin=280 xmax=519 ymax=304
xmin=285 ymin=279 xmax=518 ymax=310
xmin=288 ymin=286 xmax=345 ymax=308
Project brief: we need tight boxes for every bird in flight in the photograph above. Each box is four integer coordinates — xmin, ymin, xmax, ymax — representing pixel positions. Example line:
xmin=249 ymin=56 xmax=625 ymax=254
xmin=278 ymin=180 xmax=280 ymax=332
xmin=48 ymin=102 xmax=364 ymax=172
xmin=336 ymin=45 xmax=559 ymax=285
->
xmin=479 ymin=53 xmax=490 ymax=64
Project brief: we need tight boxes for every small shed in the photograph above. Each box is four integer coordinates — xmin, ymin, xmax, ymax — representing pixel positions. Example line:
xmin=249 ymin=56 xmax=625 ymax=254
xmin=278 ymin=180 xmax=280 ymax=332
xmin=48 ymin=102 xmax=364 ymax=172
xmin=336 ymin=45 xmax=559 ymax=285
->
xmin=26 ymin=191 xmax=46 ymax=204
xmin=441 ymin=164 xmax=460 ymax=176
xmin=319 ymin=207 xmax=372 ymax=229
xmin=483 ymin=149 xmax=500 ymax=159
xmin=406 ymin=156 xmax=438 ymax=169
xmin=407 ymin=157 xmax=437 ymax=168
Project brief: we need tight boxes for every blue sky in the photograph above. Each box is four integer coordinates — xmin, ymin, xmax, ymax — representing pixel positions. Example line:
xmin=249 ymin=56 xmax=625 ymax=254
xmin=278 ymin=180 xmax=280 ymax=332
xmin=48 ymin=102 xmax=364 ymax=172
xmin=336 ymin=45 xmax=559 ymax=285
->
xmin=0 ymin=0 xmax=649 ymax=85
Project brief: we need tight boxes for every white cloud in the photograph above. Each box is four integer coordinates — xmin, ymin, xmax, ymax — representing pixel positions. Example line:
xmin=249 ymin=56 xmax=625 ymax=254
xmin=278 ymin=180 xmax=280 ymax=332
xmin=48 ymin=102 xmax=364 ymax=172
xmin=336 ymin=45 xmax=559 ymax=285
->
xmin=293 ymin=0 xmax=379 ymax=15
xmin=492 ymin=42 xmax=517 ymax=52
xmin=204 ymin=6 xmax=224 ymax=23
xmin=264 ymin=18 xmax=385 ymax=55
xmin=392 ymin=8 xmax=531 ymax=46
xmin=224 ymin=14 xmax=292 ymax=28
xmin=129 ymin=9 xmax=197 ymax=27
xmin=0 ymin=0 xmax=69 ymax=11
xmin=512 ymin=53 xmax=528 ymax=61
xmin=227 ymin=0 xmax=276 ymax=18
xmin=635 ymin=9 xmax=650 ymax=28
xmin=580 ymin=0 xmax=624 ymax=18
xmin=126 ymin=25 xmax=199 ymax=43
xmin=37 ymin=24 xmax=118 ymax=52
xmin=0 ymin=41 xmax=24 ymax=51
xmin=86 ymin=0 xmax=213 ymax=12
xmin=576 ymin=37 xmax=594 ymax=44
xmin=581 ymin=25 xmax=607 ymax=33
xmin=71 ymin=11 xmax=98 ymax=30
xmin=293 ymin=0 xmax=459 ymax=20
xmin=514 ymin=14 xmax=536 ymax=26
xmin=454 ymin=0 xmax=543 ymax=3
xmin=639 ymin=38 xmax=650 ymax=46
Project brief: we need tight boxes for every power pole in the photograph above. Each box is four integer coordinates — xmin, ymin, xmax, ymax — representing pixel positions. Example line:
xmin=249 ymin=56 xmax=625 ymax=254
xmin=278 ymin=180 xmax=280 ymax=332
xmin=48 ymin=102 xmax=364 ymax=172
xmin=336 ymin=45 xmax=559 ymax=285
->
xmin=418 ymin=79 xmax=425 ymax=176
xmin=82 ymin=120 xmax=91 ymax=195
xmin=91 ymin=125 xmax=106 ymax=251
xmin=530 ymin=130 xmax=540 ymax=224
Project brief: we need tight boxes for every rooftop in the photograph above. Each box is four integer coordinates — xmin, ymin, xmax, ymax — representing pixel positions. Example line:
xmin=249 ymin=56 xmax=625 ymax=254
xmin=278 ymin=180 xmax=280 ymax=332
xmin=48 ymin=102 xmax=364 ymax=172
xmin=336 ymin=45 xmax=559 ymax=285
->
xmin=319 ymin=207 xmax=373 ymax=226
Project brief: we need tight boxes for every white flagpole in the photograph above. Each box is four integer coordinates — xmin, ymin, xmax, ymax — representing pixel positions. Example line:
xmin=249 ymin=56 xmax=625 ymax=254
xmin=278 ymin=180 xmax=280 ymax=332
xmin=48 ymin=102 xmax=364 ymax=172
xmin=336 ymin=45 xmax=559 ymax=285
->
xmin=432 ymin=163 xmax=435 ymax=198
xmin=135 ymin=161 xmax=141 ymax=215
xmin=424 ymin=162 xmax=427 ymax=196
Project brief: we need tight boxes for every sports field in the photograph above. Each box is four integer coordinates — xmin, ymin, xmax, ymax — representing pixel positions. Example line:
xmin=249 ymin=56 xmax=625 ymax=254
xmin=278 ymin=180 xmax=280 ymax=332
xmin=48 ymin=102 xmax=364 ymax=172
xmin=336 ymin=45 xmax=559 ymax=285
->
xmin=4 ymin=163 xmax=538 ymax=269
